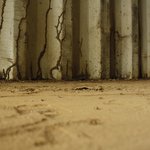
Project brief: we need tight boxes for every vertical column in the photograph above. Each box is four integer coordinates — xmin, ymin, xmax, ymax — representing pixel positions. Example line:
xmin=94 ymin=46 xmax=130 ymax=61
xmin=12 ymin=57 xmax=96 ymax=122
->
xmin=40 ymin=0 xmax=64 ymax=80
xmin=27 ymin=0 xmax=64 ymax=80
xmin=110 ymin=0 xmax=116 ymax=79
xmin=140 ymin=0 xmax=150 ymax=78
xmin=88 ymin=0 xmax=101 ymax=79
xmin=132 ymin=0 xmax=139 ymax=78
xmin=14 ymin=0 xmax=29 ymax=80
xmin=79 ymin=0 xmax=101 ymax=80
xmin=101 ymin=0 xmax=111 ymax=79
xmin=79 ymin=0 xmax=89 ymax=79
xmin=62 ymin=0 xmax=73 ymax=80
xmin=32 ymin=0 xmax=54 ymax=79
xmin=115 ymin=0 xmax=133 ymax=79
xmin=0 ymin=0 xmax=15 ymax=79
xmin=26 ymin=0 xmax=37 ymax=79
xmin=35 ymin=0 xmax=53 ymax=79
xmin=39 ymin=0 xmax=64 ymax=80
xmin=72 ymin=0 xmax=80 ymax=79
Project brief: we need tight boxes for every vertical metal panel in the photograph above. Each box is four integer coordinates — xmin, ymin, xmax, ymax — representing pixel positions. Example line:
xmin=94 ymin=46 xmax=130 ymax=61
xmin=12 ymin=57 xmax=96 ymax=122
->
xmin=140 ymin=0 xmax=150 ymax=78
xmin=72 ymin=0 xmax=80 ymax=79
xmin=0 ymin=0 xmax=15 ymax=79
xmin=110 ymin=0 xmax=116 ymax=79
xmin=101 ymin=0 xmax=111 ymax=79
xmin=26 ymin=0 xmax=37 ymax=79
xmin=0 ymin=0 xmax=150 ymax=80
xmin=79 ymin=0 xmax=89 ymax=79
xmin=62 ymin=0 xmax=73 ymax=80
xmin=115 ymin=0 xmax=133 ymax=79
xmin=27 ymin=0 xmax=64 ymax=80
xmin=44 ymin=0 xmax=64 ymax=80
xmin=132 ymin=0 xmax=139 ymax=78
xmin=87 ymin=0 xmax=101 ymax=79
xmin=14 ymin=0 xmax=29 ymax=80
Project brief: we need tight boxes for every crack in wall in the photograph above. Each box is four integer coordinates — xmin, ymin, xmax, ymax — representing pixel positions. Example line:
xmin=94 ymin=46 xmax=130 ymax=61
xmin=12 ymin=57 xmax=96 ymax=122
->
xmin=3 ymin=0 xmax=30 ymax=80
xmin=79 ymin=38 xmax=83 ymax=57
xmin=65 ymin=59 xmax=69 ymax=77
xmin=0 ymin=0 xmax=7 ymax=33
xmin=16 ymin=0 xmax=31 ymax=80
xmin=50 ymin=0 xmax=68 ymax=80
xmin=36 ymin=0 xmax=52 ymax=79
xmin=78 ymin=38 xmax=89 ymax=80
xmin=0 ymin=0 xmax=147 ymax=80
xmin=0 ymin=0 xmax=14 ymax=80
xmin=115 ymin=31 xmax=132 ymax=40
xmin=3 ymin=63 xmax=16 ymax=80
xmin=0 ymin=0 xmax=8 ymax=79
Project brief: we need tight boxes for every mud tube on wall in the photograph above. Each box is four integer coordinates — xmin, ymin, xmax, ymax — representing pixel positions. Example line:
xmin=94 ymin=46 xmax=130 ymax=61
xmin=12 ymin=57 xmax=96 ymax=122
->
xmin=0 ymin=0 xmax=149 ymax=80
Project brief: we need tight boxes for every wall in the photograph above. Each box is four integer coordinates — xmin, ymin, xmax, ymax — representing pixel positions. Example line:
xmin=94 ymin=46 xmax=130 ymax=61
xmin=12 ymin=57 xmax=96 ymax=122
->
xmin=0 ymin=0 xmax=149 ymax=80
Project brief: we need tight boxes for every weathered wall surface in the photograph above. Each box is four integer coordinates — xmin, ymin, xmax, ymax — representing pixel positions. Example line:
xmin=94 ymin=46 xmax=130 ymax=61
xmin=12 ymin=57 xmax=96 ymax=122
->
xmin=0 ymin=0 xmax=149 ymax=80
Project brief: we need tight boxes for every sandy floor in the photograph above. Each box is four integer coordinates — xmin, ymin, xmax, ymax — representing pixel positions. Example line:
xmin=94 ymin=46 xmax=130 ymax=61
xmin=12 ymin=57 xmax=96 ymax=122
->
xmin=0 ymin=80 xmax=150 ymax=150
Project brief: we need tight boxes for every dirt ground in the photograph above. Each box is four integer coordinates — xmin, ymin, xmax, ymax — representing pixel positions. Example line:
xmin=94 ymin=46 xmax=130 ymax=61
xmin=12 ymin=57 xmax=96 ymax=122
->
xmin=0 ymin=80 xmax=150 ymax=150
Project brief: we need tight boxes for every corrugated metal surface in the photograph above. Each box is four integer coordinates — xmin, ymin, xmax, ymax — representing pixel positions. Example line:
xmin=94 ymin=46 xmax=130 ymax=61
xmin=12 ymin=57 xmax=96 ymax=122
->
xmin=0 ymin=0 xmax=149 ymax=80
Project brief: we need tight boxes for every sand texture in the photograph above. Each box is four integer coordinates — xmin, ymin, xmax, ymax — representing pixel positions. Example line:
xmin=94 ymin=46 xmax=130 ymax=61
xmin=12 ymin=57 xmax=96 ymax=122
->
xmin=0 ymin=81 xmax=150 ymax=150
